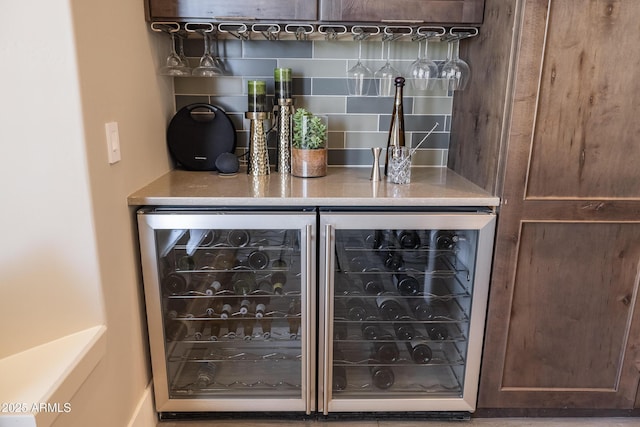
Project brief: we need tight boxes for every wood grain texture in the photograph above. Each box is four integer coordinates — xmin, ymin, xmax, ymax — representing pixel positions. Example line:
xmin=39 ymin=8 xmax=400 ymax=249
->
xmin=527 ymin=0 xmax=640 ymax=199
xmin=448 ymin=0 xmax=518 ymax=194
xmin=146 ymin=0 xmax=318 ymax=21
xmin=319 ymin=0 xmax=485 ymax=24
xmin=478 ymin=0 xmax=640 ymax=410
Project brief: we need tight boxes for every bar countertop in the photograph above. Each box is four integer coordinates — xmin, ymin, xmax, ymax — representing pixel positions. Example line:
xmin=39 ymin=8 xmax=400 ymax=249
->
xmin=127 ymin=167 xmax=500 ymax=208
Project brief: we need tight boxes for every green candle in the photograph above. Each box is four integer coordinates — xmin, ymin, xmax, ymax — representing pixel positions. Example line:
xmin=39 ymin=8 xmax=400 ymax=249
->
xmin=274 ymin=68 xmax=292 ymax=100
xmin=248 ymin=80 xmax=267 ymax=112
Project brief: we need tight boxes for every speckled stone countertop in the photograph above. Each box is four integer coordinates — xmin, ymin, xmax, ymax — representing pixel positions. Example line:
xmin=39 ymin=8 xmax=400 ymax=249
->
xmin=127 ymin=167 xmax=500 ymax=208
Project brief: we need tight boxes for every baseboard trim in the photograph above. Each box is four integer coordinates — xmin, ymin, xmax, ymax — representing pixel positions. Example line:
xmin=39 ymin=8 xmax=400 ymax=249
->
xmin=128 ymin=382 xmax=157 ymax=427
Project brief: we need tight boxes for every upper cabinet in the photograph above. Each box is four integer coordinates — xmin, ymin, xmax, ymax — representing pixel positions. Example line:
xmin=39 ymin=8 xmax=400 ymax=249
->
xmin=319 ymin=0 xmax=485 ymax=24
xmin=145 ymin=0 xmax=485 ymax=24
xmin=145 ymin=0 xmax=318 ymax=22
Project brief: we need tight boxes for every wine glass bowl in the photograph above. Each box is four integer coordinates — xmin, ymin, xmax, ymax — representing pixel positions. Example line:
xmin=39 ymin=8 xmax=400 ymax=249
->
xmin=347 ymin=39 xmax=372 ymax=96
xmin=441 ymin=39 xmax=470 ymax=91
xmin=159 ymin=30 xmax=191 ymax=77
xmin=192 ymin=29 xmax=223 ymax=77
xmin=374 ymin=39 xmax=400 ymax=97
xmin=407 ymin=39 xmax=439 ymax=92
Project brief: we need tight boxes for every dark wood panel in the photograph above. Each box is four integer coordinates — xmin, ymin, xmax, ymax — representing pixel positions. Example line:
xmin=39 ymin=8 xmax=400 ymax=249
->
xmin=448 ymin=0 xmax=518 ymax=194
xmin=502 ymin=222 xmax=640 ymax=391
xmin=147 ymin=0 xmax=317 ymax=21
xmin=319 ymin=0 xmax=485 ymax=24
xmin=527 ymin=0 xmax=640 ymax=199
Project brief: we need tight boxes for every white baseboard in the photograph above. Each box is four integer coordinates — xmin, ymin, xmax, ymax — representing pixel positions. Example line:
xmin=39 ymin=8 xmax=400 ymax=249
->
xmin=127 ymin=382 xmax=157 ymax=427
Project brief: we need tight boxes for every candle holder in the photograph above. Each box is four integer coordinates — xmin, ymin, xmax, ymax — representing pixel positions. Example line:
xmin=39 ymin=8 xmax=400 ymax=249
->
xmin=274 ymin=68 xmax=294 ymax=174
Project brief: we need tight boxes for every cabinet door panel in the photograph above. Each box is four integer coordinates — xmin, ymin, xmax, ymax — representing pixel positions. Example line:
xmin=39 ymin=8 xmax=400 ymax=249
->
xmin=147 ymin=0 xmax=317 ymax=21
xmin=502 ymin=222 xmax=640 ymax=391
xmin=319 ymin=0 xmax=485 ymax=24
xmin=527 ymin=1 xmax=640 ymax=199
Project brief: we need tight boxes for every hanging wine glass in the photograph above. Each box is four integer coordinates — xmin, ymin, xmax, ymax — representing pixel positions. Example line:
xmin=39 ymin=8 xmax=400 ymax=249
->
xmin=406 ymin=38 xmax=439 ymax=92
xmin=192 ymin=30 xmax=223 ymax=77
xmin=159 ymin=30 xmax=191 ymax=77
xmin=347 ymin=31 xmax=373 ymax=96
xmin=176 ymin=31 xmax=191 ymax=71
xmin=209 ymin=32 xmax=227 ymax=75
xmin=441 ymin=38 xmax=470 ymax=91
xmin=374 ymin=38 xmax=400 ymax=97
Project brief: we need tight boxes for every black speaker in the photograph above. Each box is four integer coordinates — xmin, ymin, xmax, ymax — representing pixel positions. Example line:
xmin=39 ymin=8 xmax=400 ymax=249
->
xmin=167 ymin=103 xmax=236 ymax=171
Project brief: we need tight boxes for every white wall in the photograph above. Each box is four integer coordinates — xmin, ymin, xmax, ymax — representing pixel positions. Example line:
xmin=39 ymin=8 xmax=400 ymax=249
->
xmin=0 ymin=0 xmax=173 ymax=425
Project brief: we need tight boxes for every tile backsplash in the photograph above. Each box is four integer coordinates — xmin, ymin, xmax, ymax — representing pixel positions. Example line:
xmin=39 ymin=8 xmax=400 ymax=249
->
xmin=174 ymin=37 xmax=454 ymax=167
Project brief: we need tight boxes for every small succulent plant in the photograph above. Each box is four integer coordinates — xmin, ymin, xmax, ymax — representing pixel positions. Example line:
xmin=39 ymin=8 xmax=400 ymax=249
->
xmin=292 ymin=108 xmax=327 ymax=150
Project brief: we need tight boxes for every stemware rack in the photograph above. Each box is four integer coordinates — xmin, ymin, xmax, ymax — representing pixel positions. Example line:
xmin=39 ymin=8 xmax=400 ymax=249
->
xmin=150 ymin=21 xmax=478 ymax=43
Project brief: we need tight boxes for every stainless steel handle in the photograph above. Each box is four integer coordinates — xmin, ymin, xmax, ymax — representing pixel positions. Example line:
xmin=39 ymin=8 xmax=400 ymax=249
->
xmin=305 ymin=223 xmax=313 ymax=415
xmin=323 ymin=223 xmax=333 ymax=415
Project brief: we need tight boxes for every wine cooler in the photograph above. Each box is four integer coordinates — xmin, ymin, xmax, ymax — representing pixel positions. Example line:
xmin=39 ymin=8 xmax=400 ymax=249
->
xmin=137 ymin=207 xmax=495 ymax=416
xmin=137 ymin=208 xmax=317 ymax=413
xmin=319 ymin=210 xmax=495 ymax=413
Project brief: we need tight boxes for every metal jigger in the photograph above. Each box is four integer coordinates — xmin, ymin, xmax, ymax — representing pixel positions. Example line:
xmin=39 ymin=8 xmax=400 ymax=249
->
xmin=275 ymin=99 xmax=294 ymax=174
xmin=246 ymin=111 xmax=271 ymax=176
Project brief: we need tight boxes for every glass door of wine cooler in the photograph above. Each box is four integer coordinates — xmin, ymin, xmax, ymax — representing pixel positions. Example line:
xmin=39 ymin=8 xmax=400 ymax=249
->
xmin=319 ymin=211 xmax=496 ymax=414
xmin=137 ymin=209 xmax=316 ymax=413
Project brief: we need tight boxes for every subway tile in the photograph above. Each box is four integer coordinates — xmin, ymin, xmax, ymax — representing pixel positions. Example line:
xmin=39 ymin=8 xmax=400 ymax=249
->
xmin=293 ymin=78 xmax=311 ymax=96
xmin=209 ymin=96 xmax=247 ymax=114
xmin=328 ymin=149 xmax=375 ymax=166
xmin=379 ymin=115 xmax=445 ymax=132
xmin=277 ymin=58 xmax=348 ymax=78
xmin=314 ymin=40 xmax=379 ymax=60
xmin=411 ymin=131 xmax=450 ymax=149
xmin=224 ymin=59 xmax=278 ymax=78
xmin=313 ymin=78 xmax=350 ymax=96
xmin=413 ymin=96 xmax=452 ymax=115
xmin=175 ymin=95 xmax=210 ymax=111
xmin=345 ymin=132 xmax=388 ymax=149
xmin=347 ymin=96 xmax=414 ymax=114
xmin=412 ymin=149 xmax=446 ymax=166
xmin=327 ymin=131 xmax=345 ymax=149
xmin=294 ymin=97 xmax=346 ymax=114
xmin=329 ymin=114 xmax=379 ymax=132
xmin=174 ymin=76 xmax=244 ymax=96
xmin=243 ymin=40 xmax=312 ymax=58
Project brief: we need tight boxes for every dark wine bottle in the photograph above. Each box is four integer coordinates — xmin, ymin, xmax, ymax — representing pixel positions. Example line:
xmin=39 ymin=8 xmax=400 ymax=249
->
xmin=393 ymin=316 xmax=417 ymax=341
xmin=243 ymin=319 xmax=255 ymax=340
xmin=372 ymin=333 xmax=399 ymax=363
xmin=384 ymin=77 xmax=406 ymax=176
xmin=247 ymin=250 xmax=270 ymax=270
xmin=426 ymin=324 xmax=449 ymax=341
xmin=227 ymin=229 xmax=250 ymax=247
xmin=361 ymin=315 xmax=384 ymax=341
xmin=209 ymin=321 xmax=220 ymax=341
xmin=396 ymin=230 xmax=421 ymax=249
xmin=238 ymin=298 xmax=251 ymax=316
xmin=232 ymin=271 xmax=256 ymax=296
xmin=195 ymin=362 xmax=217 ymax=388
xmin=406 ymin=340 xmax=433 ymax=364
xmin=345 ymin=297 xmax=369 ymax=321
xmin=162 ymin=273 xmax=187 ymax=295
xmin=370 ymin=365 xmax=395 ymax=390
xmin=376 ymin=293 xmax=406 ymax=321
xmin=434 ymin=230 xmax=460 ymax=250
xmin=394 ymin=273 xmax=419 ymax=296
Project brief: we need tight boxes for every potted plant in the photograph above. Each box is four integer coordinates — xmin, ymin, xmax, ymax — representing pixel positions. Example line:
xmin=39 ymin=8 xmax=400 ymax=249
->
xmin=291 ymin=108 xmax=328 ymax=178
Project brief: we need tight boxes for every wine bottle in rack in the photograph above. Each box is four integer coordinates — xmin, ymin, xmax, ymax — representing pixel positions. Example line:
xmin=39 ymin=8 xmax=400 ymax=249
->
xmin=370 ymin=365 xmax=395 ymax=390
xmin=220 ymin=302 xmax=237 ymax=339
xmin=209 ymin=320 xmax=220 ymax=341
xmin=227 ymin=229 xmax=250 ymax=247
xmin=406 ymin=340 xmax=433 ymax=364
xmin=395 ymin=230 xmax=421 ymax=249
xmin=333 ymin=300 xmax=348 ymax=340
xmin=243 ymin=318 xmax=255 ymax=340
xmin=361 ymin=314 xmax=385 ymax=341
xmin=247 ymin=249 xmax=270 ymax=270
xmin=195 ymin=361 xmax=218 ymax=389
xmin=394 ymin=273 xmax=420 ymax=296
xmin=194 ymin=321 xmax=206 ymax=340
xmin=376 ymin=293 xmax=407 ymax=321
xmin=271 ymin=271 xmax=287 ymax=295
xmin=372 ymin=333 xmax=399 ymax=363
xmin=345 ymin=297 xmax=370 ymax=321
xmin=287 ymin=299 xmax=301 ymax=339
xmin=162 ymin=273 xmax=187 ymax=295
xmin=362 ymin=273 xmax=385 ymax=295
xmin=238 ymin=298 xmax=252 ymax=316
xmin=165 ymin=319 xmax=188 ymax=342
xmin=233 ymin=270 xmax=257 ymax=296
xmin=434 ymin=230 xmax=463 ymax=250
xmin=333 ymin=348 xmax=348 ymax=391
xmin=166 ymin=298 xmax=187 ymax=319
xmin=393 ymin=316 xmax=417 ymax=341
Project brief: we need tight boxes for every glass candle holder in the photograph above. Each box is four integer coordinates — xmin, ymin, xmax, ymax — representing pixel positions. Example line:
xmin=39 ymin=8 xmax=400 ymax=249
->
xmin=274 ymin=67 xmax=292 ymax=100
xmin=248 ymin=80 xmax=267 ymax=112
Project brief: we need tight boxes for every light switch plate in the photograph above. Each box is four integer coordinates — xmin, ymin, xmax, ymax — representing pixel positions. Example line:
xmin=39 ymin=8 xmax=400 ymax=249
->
xmin=105 ymin=121 xmax=121 ymax=164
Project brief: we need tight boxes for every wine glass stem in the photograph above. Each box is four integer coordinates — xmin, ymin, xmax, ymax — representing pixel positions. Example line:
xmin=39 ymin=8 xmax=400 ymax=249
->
xmin=169 ymin=32 xmax=178 ymax=56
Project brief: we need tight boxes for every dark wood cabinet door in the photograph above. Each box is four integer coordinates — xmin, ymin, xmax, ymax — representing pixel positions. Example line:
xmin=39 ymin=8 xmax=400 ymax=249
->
xmin=319 ymin=0 xmax=485 ymax=24
xmin=146 ymin=0 xmax=317 ymax=21
xmin=466 ymin=0 xmax=640 ymax=409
